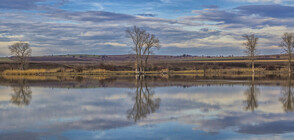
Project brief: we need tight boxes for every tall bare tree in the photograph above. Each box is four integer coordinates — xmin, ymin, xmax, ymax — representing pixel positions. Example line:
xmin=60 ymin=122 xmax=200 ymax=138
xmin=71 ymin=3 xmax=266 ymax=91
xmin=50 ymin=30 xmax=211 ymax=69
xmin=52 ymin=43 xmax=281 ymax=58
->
xmin=126 ymin=26 xmax=160 ymax=74
xmin=243 ymin=34 xmax=258 ymax=75
xmin=8 ymin=42 xmax=32 ymax=70
xmin=142 ymin=33 xmax=160 ymax=72
xmin=280 ymin=33 xmax=294 ymax=75
xmin=126 ymin=26 xmax=148 ymax=73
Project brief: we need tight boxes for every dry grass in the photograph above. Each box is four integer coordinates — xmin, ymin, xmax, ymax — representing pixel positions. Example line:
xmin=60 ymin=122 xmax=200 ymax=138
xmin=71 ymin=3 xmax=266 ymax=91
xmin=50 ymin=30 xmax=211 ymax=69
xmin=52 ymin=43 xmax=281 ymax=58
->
xmin=1 ymin=75 xmax=111 ymax=81
xmin=1 ymin=66 xmax=290 ymax=76
xmin=1 ymin=68 xmax=134 ymax=76
xmin=191 ymin=59 xmax=293 ymax=63
xmin=2 ymin=69 xmax=47 ymax=75
xmin=2 ymin=75 xmax=61 ymax=81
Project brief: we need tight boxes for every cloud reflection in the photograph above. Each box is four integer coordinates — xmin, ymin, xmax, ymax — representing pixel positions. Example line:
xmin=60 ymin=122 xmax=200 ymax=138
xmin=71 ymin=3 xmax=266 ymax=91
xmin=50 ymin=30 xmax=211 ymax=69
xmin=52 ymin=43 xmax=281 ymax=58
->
xmin=0 ymin=77 xmax=293 ymax=139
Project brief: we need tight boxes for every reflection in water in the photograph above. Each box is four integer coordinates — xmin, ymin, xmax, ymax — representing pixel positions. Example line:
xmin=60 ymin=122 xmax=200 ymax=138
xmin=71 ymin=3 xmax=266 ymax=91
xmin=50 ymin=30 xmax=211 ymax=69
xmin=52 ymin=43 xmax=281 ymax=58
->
xmin=2 ymin=76 xmax=294 ymax=139
xmin=127 ymin=78 xmax=161 ymax=122
xmin=280 ymin=75 xmax=294 ymax=112
xmin=244 ymin=75 xmax=259 ymax=111
xmin=10 ymin=79 xmax=32 ymax=106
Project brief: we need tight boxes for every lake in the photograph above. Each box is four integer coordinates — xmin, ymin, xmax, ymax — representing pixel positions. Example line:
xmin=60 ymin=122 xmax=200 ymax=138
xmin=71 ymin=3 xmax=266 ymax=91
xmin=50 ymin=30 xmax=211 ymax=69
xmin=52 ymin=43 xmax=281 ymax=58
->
xmin=0 ymin=75 xmax=293 ymax=140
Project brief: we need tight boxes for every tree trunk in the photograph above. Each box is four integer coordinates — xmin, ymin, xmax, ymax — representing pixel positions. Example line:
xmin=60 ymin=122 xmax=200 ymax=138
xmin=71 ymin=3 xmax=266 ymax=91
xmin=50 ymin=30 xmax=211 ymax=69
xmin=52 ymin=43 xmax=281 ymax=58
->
xmin=20 ymin=59 xmax=24 ymax=70
xmin=251 ymin=56 xmax=255 ymax=75
xmin=144 ymin=53 xmax=150 ymax=72
xmin=140 ymin=56 xmax=144 ymax=74
xmin=289 ymin=53 xmax=292 ymax=75
xmin=136 ymin=54 xmax=139 ymax=74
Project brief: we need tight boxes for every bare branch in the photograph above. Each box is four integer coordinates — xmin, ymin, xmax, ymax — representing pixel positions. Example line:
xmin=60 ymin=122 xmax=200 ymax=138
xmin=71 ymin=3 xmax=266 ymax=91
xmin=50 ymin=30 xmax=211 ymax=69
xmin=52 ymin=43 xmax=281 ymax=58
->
xmin=243 ymin=34 xmax=258 ymax=74
xmin=280 ymin=32 xmax=294 ymax=74
xmin=126 ymin=26 xmax=160 ymax=73
xmin=8 ymin=42 xmax=32 ymax=70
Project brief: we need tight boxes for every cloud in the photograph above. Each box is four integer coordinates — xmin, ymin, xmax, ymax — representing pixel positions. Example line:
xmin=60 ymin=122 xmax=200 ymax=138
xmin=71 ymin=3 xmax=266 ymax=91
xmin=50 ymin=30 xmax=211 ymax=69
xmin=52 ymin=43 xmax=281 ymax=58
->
xmin=103 ymin=42 xmax=127 ymax=47
xmin=91 ymin=3 xmax=104 ymax=11
xmin=48 ymin=11 xmax=136 ymax=23
xmin=0 ymin=0 xmax=66 ymax=10
xmin=236 ymin=4 xmax=294 ymax=18
xmin=231 ymin=0 xmax=284 ymax=4
xmin=0 ymin=41 xmax=21 ymax=56
xmin=201 ymin=5 xmax=219 ymax=9
xmin=0 ymin=1 xmax=293 ymax=56
xmin=0 ymin=7 xmax=213 ymax=56
xmin=0 ymin=0 xmax=44 ymax=9
xmin=160 ymin=0 xmax=171 ymax=3
xmin=137 ymin=14 xmax=157 ymax=17
xmin=189 ymin=8 xmax=294 ymax=28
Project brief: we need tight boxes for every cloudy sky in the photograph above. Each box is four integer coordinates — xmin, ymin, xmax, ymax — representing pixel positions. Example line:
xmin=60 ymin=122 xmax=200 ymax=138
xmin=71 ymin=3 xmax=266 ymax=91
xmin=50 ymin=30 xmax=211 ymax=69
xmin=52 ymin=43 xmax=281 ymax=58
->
xmin=0 ymin=0 xmax=294 ymax=56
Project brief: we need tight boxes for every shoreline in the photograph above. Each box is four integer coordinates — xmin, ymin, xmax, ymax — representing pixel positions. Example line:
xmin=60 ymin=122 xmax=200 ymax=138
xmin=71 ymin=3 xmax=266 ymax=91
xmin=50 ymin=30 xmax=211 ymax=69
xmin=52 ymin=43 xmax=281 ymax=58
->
xmin=1 ymin=68 xmax=292 ymax=77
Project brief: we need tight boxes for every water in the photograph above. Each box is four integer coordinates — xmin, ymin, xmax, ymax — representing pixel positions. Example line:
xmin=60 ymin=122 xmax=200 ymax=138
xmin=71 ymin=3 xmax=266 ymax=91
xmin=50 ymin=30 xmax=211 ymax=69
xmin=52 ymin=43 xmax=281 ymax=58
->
xmin=0 ymin=76 xmax=293 ymax=140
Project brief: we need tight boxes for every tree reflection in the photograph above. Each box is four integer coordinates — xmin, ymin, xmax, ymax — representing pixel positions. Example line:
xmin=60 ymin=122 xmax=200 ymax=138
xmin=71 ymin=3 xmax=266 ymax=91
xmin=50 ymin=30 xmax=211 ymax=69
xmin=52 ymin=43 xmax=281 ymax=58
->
xmin=10 ymin=79 xmax=32 ymax=106
xmin=279 ymin=75 xmax=294 ymax=112
xmin=127 ymin=78 xmax=161 ymax=122
xmin=244 ymin=75 xmax=259 ymax=111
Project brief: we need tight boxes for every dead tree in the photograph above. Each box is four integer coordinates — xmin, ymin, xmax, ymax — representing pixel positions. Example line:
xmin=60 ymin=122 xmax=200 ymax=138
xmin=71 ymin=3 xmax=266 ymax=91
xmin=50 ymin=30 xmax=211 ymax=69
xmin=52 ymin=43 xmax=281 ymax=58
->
xmin=126 ymin=26 xmax=148 ymax=74
xmin=143 ymin=33 xmax=160 ymax=72
xmin=280 ymin=33 xmax=294 ymax=75
xmin=243 ymin=34 xmax=258 ymax=75
xmin=126 ymin=26 xmax=160 ymax=74
xmin=8 ymin=42 xmax=32 ymax=70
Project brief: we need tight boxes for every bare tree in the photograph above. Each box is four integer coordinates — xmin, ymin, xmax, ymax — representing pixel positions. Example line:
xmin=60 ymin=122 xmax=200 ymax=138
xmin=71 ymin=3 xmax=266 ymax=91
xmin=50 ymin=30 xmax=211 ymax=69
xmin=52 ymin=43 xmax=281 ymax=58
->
xmin=280 ymin=33 xmax=294 ymax=75
xmin=126 ymin=26 xmax=148 ymax=74
xmin=142 ymin=33 xmax=160 ymax=72
xmin=8 ymin=42 xmax=32 ymax=70
xmin=126 ymin=26 xmax=160 ymax=74
xmin=243 ymin=34 xmax=258 ymax=74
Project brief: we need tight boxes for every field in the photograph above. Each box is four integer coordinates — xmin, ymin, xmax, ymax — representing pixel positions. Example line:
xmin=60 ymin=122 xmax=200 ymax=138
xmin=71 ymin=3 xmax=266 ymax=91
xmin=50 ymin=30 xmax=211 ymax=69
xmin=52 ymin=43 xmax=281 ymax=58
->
xmin=0 ymin=57 xmax=12 ymax=62
xmin=0 ymin=54 xmax=293 ymax=75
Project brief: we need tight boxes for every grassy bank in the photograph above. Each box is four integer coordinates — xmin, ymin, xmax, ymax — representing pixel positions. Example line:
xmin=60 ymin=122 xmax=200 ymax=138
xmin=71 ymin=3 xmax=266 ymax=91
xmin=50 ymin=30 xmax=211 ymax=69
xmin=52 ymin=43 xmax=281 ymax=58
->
xmin=1 ymin=66 xmax=291 ymax=76
xmin=1 ymin=68 xmax=135 ymax=76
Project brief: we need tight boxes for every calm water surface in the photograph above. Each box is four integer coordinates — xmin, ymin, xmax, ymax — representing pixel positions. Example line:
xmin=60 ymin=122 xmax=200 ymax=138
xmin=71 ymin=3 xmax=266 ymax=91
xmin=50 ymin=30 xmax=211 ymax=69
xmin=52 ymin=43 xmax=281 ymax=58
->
xmin=0 ymin=76 xmax=293 ymax=140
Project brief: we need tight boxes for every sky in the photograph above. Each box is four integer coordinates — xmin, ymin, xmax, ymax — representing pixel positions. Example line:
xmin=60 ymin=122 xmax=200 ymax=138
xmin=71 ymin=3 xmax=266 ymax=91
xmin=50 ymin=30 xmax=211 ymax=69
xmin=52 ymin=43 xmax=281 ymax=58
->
xmin=0 ymin=0 xmax=294 ymax=56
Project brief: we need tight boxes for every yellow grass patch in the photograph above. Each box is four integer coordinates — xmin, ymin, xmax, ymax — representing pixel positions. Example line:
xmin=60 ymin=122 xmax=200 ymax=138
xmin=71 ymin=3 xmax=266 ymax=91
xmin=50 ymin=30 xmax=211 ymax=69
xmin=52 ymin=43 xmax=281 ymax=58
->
xmin=2 ymin=69 xmax=47 ymax=75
